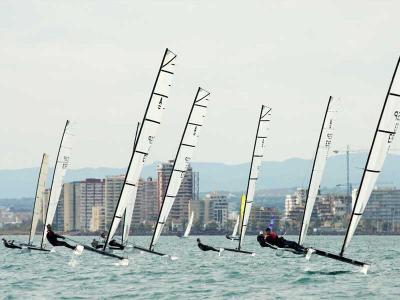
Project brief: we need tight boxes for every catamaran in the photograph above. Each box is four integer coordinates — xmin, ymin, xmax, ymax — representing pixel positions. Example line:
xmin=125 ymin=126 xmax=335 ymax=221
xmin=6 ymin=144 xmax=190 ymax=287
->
xmin=36 ymin=120 xmax=73 ymax=252
xmin=305 ymin=57 xmax=400 ymax=272
xmin=80 ymin=49 xmax=177 ymax=262
xmin=203 ymin=105 xmax=272 ymax=255
xmin=260 ymin=96 xmax=337 ymax=256
xmin=133 ymin=87 xmax=211 ymax=257
xmin=2 ymin=153 xmax=49 ymax=251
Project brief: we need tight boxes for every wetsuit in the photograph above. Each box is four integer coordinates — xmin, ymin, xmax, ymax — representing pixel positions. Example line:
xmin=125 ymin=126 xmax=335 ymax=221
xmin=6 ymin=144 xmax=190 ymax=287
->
xmin=46 ymin=230 xmax=75 ymax=250
xmin=257 ymin=233 xmax=305 ymax=253
xmin=91 ymin=239 xmax=104 ymax=249
xmin=109 ymin=239 xmax=124 ymax=250
xmin=197 ymin=241 xmax=219 ymax=252
xmin=2 ymin=239 xmax=22 ymax=249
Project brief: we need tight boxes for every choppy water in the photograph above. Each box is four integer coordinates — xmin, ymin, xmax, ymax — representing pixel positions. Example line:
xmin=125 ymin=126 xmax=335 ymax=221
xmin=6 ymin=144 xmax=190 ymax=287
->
xmin=0 ymin=235 xmax=399 ymax=299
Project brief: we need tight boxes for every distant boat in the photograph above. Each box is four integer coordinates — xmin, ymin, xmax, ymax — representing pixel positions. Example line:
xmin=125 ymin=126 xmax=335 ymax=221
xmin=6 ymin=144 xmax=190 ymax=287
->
xmin=182 ymin=211 xmax=194 ymax=238
xmin=2 ymin=153 xmax=49 ymax=251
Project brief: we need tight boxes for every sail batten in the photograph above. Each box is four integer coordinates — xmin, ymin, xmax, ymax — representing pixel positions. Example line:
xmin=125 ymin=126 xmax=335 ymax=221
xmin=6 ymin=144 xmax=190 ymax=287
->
xmin=341 ymin=57 xmax=400 ymax=256
xmin=28 ymin=153 xmax=49 ymax=245
xmin=298 ymin=97 xmax=338 ymax=246
xmin=41 ymin=121 xmax=73 ymax=248
xmin=149 ymin=87 xmax=210 ymax=250
xmin=238 ymin=105 xmax=271 ymax=250
xmin=105 ymin=49 xmax=177 ymax=249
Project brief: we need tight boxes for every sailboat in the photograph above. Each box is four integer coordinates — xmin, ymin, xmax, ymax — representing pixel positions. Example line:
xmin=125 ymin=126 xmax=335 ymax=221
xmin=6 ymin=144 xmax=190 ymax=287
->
xmin=39 ymin=120 xmax=73 ymax=251
xmin=181 ymin=210 xmax=194 ymax=238
xmin=133 ymin=87 xmax=211 ymax=257
xmin=225 ymin=194 xmax=245 ymax=241
xmin=299 ymin=96 xmax=338 ymax=246
xmin=204 ymin=105 xmax=271 ymax=255
xmin=2 ymin=153 xmax=49 ymax=251
xmin=306 ymin=58 xmax=400 ymax=272
xmin=89 ymin=49 xmax=177 ymax=261
xmin=262 ymin=96 xmax=337 ymax=257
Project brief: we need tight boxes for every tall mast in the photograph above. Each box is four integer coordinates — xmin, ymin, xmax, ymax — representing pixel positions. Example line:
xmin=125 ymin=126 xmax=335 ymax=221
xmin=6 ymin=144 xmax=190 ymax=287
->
xmin=104 ymin=49 xmax=177 ymax=250
xmin=28 ymin=153 xmax=49 ymax=245
xmin=238 ymin=105 xmax=271 ymax=250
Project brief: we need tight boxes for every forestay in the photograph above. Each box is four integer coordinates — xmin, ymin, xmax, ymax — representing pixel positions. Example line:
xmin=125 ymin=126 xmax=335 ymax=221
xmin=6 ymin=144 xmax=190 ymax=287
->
xmin=183 ymin=211 xmax=194 ymax=238
xmin=238 ymin=106 xmax=271 ymax=250
xmin=28 ymin=153 xmax=49 ymax=245
xmin=150 ymin=87 xmax=210 ymax=250
xmin=298 ymin=96 xmax=338 ymax=245
xmin=105 ymin=49 xmax=177 ymax=248
xmin=341 ymin=58 xmax=400 ymax=256
xmin=41 ymin=121 xmax=74 ymax=247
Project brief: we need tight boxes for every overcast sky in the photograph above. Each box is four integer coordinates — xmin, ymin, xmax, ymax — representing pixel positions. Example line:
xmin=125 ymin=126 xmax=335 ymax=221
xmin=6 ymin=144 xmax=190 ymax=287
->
xmin=1 ymin=0 xmax=400 ymax=169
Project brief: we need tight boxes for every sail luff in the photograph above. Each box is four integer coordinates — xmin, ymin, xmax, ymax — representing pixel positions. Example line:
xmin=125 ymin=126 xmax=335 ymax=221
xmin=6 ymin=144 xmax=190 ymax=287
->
xmin=298 ymin=96 xmax=337 ymax=245
xmin=340 ymin=57 xmax=400 ymax=256
xmin=104 ymin=49 xmax=177 ymax=250
xmin=149 ymin=87 xmax=210 ymax=250
xmin=41 ymin=120 xmax=73 ymax=248
xmin=28 ymin=153 xmax=49 ymax=245
xmin=238 ymin=105 xmax=272 ymax=250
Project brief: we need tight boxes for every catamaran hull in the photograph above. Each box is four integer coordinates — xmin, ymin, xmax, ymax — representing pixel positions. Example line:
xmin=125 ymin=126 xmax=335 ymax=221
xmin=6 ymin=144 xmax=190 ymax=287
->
xmin=307 ymin=248 xmax=370 ymax=269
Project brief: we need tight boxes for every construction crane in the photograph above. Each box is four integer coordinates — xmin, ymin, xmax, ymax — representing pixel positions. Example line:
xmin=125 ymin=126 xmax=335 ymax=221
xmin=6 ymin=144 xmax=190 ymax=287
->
xmin=333 ymin=145 xmax=400 ymax=198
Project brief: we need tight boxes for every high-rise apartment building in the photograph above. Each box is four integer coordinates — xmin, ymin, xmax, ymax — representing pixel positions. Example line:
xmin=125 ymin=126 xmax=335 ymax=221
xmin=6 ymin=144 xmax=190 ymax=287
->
xmin=157 ymin=161 xmax=196 ymax=225
xmin=79 ymin=178 xmax=105 ymax=232
xmin=104 ymin=175 xmax=125 ymax=230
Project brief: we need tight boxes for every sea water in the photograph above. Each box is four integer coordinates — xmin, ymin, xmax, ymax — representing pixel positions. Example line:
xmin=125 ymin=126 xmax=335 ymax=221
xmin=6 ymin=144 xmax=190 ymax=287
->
xmin=0 ymin=235 xmax=399 ymax=299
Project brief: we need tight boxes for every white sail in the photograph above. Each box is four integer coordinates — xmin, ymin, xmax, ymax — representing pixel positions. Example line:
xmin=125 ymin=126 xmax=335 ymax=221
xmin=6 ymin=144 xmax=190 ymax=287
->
xmin=298 ymin=96 xmax=338 ymax=245
xmin=105 ymin=49 xmax=177 ymax=248
xmin=238 ymin=105 xmax=271 ymax=249
xmin=150 ymin=87 xmax=210 ymax=250
xmin=341 ymin=58 xmax=400 ymax=255
xmin=232 ymin=215 xmax=239 ymax=237
xmin=121 ymin=122 xmax=141 ymax=244
xmin=41 ymin=120 xmax=74 ymax=247
xmin=28 ymin=153 xmax=49 ymax=245
xmin=183 ymin=211 xmax=194 ymax=238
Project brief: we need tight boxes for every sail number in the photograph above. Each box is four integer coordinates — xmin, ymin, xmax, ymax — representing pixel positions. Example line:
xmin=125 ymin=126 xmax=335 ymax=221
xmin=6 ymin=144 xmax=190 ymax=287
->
xmin=62 ymin=156 xmax=70 ymax=169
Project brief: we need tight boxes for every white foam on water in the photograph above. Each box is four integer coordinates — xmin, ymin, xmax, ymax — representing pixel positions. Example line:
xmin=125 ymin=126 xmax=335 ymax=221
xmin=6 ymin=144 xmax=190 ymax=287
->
xmin=50 ymin=248 xmax=56 ymax=253
xmin=305 ymin=248 xmax=315 ymax=261
xmin=218 ymin=248 xmax=224 ymax=257
xmin=360 ymin=264 xmax=370 ymax=275
xmin=73 ymin=245 xmax=84 ymax=256
xmin=115 ymin=259 xmax=129 ymax=266
xmin=170 ymin=256 xmax=178 ymax=261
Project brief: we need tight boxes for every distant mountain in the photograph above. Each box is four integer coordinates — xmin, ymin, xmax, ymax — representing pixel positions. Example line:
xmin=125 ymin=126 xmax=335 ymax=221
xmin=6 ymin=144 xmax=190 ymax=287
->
xmin=1 ymin=153 xmax=399 ymax=199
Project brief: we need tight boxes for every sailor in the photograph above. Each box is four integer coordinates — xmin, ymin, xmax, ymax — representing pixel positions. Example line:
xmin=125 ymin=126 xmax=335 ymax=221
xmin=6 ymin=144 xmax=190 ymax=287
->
xmin=197 ymin=238 xmax=219 ymax=252
xmin=2 ymin=238 xmax=22 ymax=249
xmin=46 ymin=224 xmax=76 ymax=250
xmin=109 ymin=239 xmax=124 ymax=250
xmin=257 ymin=228 xmax=305 ymax=253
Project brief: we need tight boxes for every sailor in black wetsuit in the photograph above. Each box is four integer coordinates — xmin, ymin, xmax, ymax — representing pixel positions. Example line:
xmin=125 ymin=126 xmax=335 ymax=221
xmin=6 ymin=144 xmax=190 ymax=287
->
xmin=257 ymin=228 xmax=305 ymax=253
xmin=2 ymin=238 xmax=22 ymax=249
xmin=46 ymin=224 xmax=76 ymax=250
xmin=197 ymin=238 xmax=219 ymax=252
xmin=109 ymin=239 xmax=124 ymax=250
